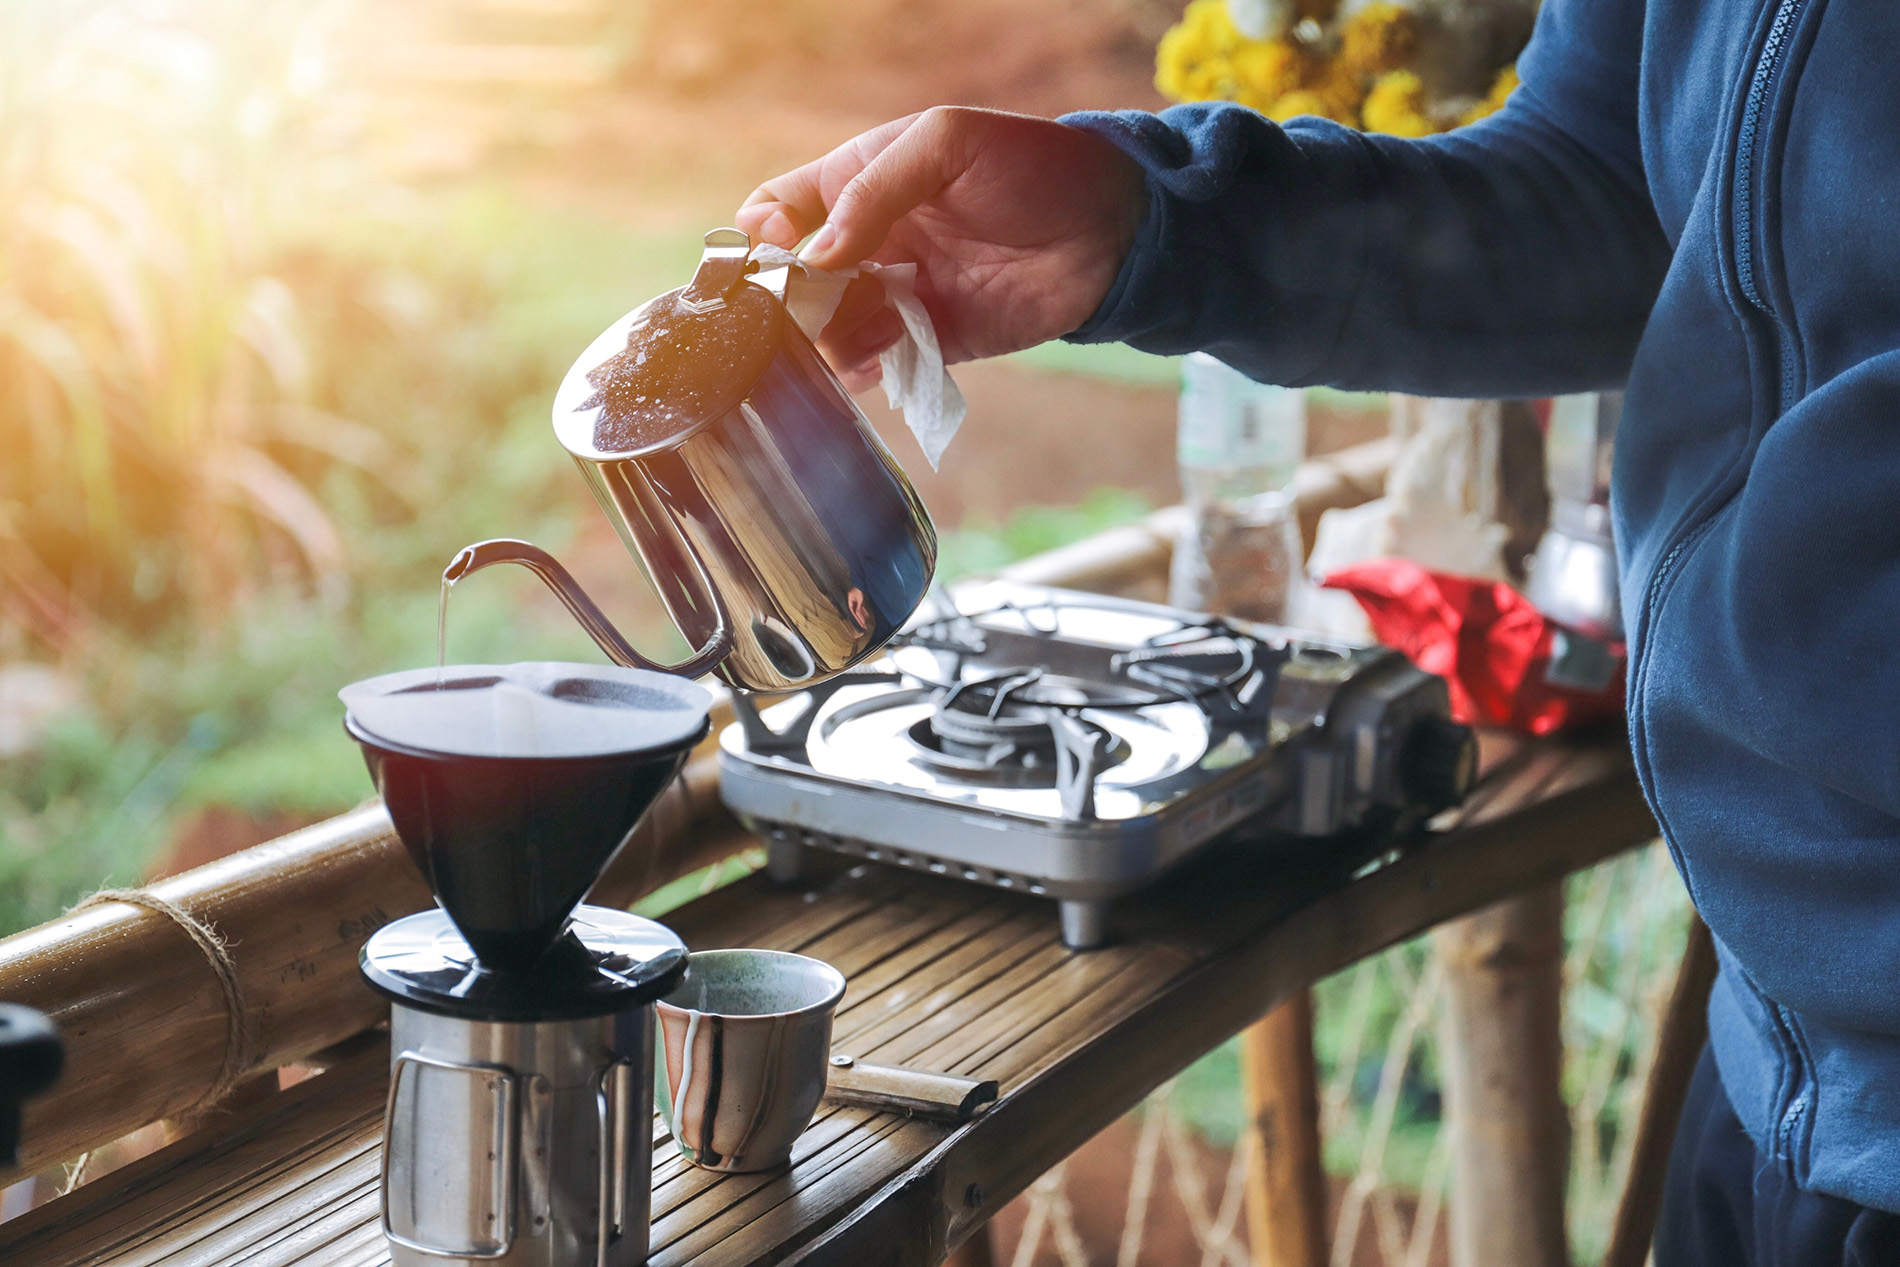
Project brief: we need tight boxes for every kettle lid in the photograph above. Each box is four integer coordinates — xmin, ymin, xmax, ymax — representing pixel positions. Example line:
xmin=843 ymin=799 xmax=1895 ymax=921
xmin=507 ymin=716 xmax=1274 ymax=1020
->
xmin=553 ymin=228 xmax=784 ymax=461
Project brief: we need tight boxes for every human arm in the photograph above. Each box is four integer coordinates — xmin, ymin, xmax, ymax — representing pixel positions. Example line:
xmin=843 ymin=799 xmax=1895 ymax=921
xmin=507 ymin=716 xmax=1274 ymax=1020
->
xmin=736 ymin=0 xmax=1669 ymax=398
xmin=1061 ymin=0 xmax=1670 ymax=396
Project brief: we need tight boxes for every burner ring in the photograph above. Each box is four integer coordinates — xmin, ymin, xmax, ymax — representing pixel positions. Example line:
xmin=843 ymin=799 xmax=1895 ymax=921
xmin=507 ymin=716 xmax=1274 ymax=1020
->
xmin=928 ymin=668 xmax=1070 ymax=751
xmin=905 ymin=714 xmax=1130 ymax=788
xmin=798 ymin=679 xmax=1215 ymax=810
xmin=929 ymin=698 xmax=1060 ymax=748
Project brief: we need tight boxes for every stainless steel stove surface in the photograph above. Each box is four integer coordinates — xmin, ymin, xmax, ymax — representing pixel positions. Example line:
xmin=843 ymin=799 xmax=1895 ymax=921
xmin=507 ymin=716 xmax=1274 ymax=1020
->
xmin=718 ymin=581 xmax=1476 ymax=948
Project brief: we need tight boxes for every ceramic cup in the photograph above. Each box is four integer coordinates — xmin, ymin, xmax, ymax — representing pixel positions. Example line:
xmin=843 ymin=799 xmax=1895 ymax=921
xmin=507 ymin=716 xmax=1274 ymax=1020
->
xmin=657 ymin=948 xmax=847 ymax=1172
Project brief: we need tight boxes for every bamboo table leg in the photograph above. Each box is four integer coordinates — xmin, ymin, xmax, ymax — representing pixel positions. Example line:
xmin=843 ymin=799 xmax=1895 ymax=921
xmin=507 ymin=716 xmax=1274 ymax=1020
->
xmin=1240 ymin=989 xmax=1330 ymax=1267
xmin=1434 ymin=883 xmax=1570 ymax=1267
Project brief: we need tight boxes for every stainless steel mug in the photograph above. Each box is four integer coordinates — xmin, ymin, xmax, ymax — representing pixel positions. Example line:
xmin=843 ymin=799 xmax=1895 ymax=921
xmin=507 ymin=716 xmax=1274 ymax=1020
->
xmin=657 ymin=949 xmax=847 ymax=1172
xmin=364 ymin=905 xmax=686 ymax=1267
xmin=445 ymin=228 xmax=938 ymax=693
xmin=381 ymin=1002 xmax=654 ymax=1267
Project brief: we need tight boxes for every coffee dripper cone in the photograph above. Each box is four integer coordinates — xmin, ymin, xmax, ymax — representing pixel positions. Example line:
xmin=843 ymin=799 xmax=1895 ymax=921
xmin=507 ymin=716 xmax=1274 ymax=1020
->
xmin=344 ymin=663 xmax=707 ymax=972
xmin=344 ymin=661 xmax=709 ymax=1267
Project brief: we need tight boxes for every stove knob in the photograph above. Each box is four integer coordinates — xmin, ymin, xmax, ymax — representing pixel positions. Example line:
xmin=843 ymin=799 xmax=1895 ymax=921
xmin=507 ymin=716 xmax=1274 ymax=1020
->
xmin=1401 ymin=716 xmax=1479 ymax=810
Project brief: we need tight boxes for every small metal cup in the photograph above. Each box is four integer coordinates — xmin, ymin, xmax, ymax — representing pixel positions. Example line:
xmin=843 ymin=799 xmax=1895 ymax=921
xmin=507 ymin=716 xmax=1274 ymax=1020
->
xmin=657 ymin=949 xmax=846 ymax=1172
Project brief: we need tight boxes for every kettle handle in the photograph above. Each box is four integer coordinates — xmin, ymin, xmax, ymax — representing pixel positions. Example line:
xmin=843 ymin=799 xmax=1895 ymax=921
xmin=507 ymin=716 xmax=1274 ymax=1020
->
xmin=443 ymin=538 xmax=734 ymax=679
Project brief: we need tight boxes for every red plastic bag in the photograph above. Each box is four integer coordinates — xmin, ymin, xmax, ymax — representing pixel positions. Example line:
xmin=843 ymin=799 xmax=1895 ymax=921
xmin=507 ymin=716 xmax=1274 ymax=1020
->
xmin=1322 ymin=559 xmax=1624 ymax=735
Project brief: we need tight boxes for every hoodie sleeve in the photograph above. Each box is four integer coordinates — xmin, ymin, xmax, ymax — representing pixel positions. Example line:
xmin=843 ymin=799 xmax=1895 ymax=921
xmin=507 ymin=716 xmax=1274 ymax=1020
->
xmin=1059 ymin=0 xmax=1670 ymax=398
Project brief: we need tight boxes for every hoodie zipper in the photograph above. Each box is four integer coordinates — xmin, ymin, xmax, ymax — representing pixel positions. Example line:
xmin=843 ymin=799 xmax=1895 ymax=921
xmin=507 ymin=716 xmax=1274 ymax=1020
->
xmin=1633 ymin=0 xmax=1812 ymax=665
xmin=1734 ymin=0 xmax=1807 ymax=409
xmin=1773 ymin=1003 xmax=1813 ymax=1170
xmin=1709 ymin=0 xmax=1822 ymax=1176
xmin=1632 ymin=0 xmax=1815 ymax=813
xmin=1736 ymin=0 xmax=1818 ymax=1174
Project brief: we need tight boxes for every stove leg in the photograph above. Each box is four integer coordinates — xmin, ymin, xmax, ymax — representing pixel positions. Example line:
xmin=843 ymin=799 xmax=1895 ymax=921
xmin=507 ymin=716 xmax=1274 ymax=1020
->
xmin=765 ymin=833 xmax=807 ymax=885
xmin=1058 ymin=900 xmax=1112 ymax=950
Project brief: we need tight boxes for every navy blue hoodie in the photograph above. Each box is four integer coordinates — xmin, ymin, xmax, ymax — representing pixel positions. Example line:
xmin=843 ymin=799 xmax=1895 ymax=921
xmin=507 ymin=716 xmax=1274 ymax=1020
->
xmin=1063 ymin=0 xmax=1900 ymax=1212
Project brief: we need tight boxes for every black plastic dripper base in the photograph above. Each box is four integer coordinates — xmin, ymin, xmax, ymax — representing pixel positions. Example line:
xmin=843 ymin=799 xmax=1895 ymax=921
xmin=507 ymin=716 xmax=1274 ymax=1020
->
xmin=360 ymin=906 xmax=687 ymax=1022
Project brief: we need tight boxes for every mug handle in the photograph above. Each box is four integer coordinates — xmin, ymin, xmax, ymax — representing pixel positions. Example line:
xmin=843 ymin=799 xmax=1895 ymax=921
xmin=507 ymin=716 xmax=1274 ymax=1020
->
xmin=381 ymin=1051 xmax=519 ymax=1260
xmin=594 ymin=1057 xmax=636 ymax=1265
xmin=444 ymin=538 xmax=734 ymax=679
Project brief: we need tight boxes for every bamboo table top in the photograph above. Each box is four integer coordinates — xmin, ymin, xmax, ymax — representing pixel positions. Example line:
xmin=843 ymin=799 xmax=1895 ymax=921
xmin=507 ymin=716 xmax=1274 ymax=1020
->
xmin=0 ymin=729 xmax=1656 ymax=1267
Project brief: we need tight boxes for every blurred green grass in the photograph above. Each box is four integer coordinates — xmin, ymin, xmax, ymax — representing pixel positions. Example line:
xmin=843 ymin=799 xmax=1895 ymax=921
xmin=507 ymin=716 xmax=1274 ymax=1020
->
xmin=0 ymin=0 xmax=727 ymax=928
xmin=0 ymin=179 xmax=696 ymax=933
xmin=935 ymin=487 xmax=1154 ymax=579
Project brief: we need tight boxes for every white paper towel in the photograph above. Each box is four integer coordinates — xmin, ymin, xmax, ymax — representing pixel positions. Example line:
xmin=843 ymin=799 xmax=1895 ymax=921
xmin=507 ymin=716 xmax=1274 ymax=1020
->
xmin=749 ymin=244 xmax=967 ymax=470
xmin=1301 ymin=396 xmax=1516 ymax=639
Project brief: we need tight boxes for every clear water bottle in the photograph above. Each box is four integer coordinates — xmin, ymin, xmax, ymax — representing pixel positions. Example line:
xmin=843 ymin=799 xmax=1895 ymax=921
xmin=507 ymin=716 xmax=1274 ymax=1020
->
xmin=1169 ymin=352 xmax=1308 ymax=623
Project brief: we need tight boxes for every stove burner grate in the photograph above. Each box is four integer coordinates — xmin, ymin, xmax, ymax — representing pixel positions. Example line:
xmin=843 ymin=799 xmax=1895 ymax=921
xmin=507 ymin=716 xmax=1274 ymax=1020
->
xmin=897 ymin=669 xmax=1128 ymax=817
xmin=900 ymin=599 xmax=1275 ymax=716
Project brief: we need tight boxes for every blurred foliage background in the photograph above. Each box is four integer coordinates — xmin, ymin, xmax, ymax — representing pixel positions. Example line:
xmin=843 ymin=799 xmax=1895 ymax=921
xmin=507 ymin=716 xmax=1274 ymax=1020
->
xmin=1 ymin=1 xmax=666 ymax=930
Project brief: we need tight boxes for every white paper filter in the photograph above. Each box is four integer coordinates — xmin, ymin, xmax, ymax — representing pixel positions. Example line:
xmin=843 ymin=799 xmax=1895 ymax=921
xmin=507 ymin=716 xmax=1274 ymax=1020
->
xmin=748 ymin=243 xmax=967 ymax=470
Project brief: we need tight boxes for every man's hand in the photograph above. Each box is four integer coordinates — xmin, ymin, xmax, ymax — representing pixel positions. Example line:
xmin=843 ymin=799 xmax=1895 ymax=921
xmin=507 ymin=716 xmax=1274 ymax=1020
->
xmin=736 ymin=107 xmax=1145 ymax=388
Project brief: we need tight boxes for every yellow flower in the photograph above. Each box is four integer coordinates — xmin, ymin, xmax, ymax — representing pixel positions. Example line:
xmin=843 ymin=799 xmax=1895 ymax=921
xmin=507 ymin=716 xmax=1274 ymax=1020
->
xmin=1230 ymin=38 xmax=1306 ymax=106
xmin=1182 ymin=0 xmax=1244 ymax=51
xmin=1338 ymin=2 xmax=1419 ymax=77
xmin=1155 ymin=0 xmax=1247 ymax=102
xmin=1156 ymin=25 xmax=1221 ymax=100
xmin=1156 ymin=26 xmax=1223 ymax=99
xmin=1460 ymin=64 xmax=1520 ymax=125
xmin=1266 ymin=89 xmax=1330 ymax=122
xmin=1305 ymin=58 xmax=1369 ymax=121
xmin=1361 ymin=69 xmax=1437 ymax=137
xmin=1157 ymin=0 xmax=1320 ymax=107
xmin=1156 ymin=0 xmax=1500 ymax=135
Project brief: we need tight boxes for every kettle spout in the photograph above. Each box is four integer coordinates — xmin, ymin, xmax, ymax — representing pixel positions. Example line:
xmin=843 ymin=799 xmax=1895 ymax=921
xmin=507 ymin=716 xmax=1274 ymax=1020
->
xmin=443 ymin=539 xmax=730 ymax=680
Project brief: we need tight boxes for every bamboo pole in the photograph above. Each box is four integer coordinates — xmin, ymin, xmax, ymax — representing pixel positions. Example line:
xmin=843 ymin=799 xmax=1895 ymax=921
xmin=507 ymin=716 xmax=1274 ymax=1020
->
xmin=996 ymin=437 xmax=1392 ymax=600
xmin=1240 ymin=989 xmax=1329 ymax=1267
xmin=1602 ymin=916 xmax=1716 ymax=1267
xmin=1433 ymin=882 xmax=1571 ymax=1267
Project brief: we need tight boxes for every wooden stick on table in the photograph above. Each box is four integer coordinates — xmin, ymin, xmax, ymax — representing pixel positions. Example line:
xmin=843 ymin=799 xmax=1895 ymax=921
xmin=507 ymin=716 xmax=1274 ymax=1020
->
xmin=824 ymin=1059 xmax=997 ymax=1123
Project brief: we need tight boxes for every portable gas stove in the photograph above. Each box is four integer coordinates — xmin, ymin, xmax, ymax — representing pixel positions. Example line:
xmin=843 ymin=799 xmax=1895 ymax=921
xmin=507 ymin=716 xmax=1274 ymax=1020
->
xmin=719 ymin=581 xmax=1477 ymax=948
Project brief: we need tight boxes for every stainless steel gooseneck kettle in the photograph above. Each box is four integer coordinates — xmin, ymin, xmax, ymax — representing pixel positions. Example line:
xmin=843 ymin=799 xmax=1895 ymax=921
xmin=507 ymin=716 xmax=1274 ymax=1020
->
xmin=447 ymin=229 xmax=939 ymax=693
